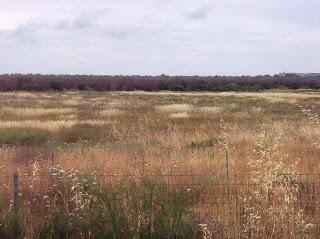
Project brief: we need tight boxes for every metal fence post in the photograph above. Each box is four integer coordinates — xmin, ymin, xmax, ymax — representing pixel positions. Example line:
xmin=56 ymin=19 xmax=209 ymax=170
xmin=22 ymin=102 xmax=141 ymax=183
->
xmin=13 ymin=172 xmax=19 ymax=210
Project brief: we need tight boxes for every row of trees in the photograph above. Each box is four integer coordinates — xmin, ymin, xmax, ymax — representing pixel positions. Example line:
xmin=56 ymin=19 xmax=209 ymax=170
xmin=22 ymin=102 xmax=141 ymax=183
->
xmin=0 ymin=74 xmax=319 ymax=91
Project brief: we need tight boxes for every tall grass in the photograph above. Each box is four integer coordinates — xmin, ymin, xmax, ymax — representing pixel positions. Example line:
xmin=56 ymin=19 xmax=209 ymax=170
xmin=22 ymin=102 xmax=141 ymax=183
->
xmin=0 ymin=170 xmax=193 ymax=239
xmin=0 ymin=91 xmax=318 ymax=237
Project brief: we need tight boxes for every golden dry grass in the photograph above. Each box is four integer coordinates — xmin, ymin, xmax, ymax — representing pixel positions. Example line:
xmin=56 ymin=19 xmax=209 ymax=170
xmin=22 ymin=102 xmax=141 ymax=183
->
xmin=2 ymin=107 xmax=74 ymax=116
xmin=0 ymin=120 xmax=108 ymax=131
xmin=156 ymin=103 xmax=193 ymax=113
xmin=0 ymin=90 xmax=319 ymax=237
xmin=99 ymin=109 xmax=124 ymax=117
xmin=0 ymin=90 xmax=318 ymax=175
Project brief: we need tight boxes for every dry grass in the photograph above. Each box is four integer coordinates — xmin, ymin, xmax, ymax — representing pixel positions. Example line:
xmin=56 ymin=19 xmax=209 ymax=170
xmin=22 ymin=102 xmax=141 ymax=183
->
xmin=156 ymin=103 xmax=193 ymax=113
xmin=0 ymin=120 xmax=108 ymax=131
xmin=3 ymin=107 xmax=74 ymax=116
xmin=169 ymin=112 xmax=190 ymax=118
xmin=0 ymin=90 xmax=319 ymax=238
xmin=99 ymin=109 xmax=123 ymax=117
xmin=120 ymin=90 xmax=320 ymax=99
xmin=0 ymin=90 xmax=318 ymax=174
xmin=199 ymin=106 xmax=222 ymax=114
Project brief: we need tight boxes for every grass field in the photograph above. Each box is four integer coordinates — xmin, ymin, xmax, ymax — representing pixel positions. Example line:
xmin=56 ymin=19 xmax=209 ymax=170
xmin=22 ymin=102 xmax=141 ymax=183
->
xmin=0 ymin=90 xmax=319 ymax=238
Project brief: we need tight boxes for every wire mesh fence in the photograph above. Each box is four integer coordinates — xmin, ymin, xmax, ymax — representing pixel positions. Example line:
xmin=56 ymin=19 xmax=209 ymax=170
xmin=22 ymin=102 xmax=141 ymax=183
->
xmin=1 ymin=171 xmax=320 ymax=238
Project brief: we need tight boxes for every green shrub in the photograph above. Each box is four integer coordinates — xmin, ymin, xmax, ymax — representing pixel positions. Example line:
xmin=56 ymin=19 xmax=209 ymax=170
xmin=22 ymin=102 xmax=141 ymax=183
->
xmin=55 ymin=123 xmax=116 ymax=143
xmin=311 ymin=83 xmax=320 ymax=89
xmin=0 ymin=129 xmax=50 ymax=146
xmin=78 ymin=82 xmax=88 ymax=91
xmin=20 ymin=83 xmax=40 ymax=91
xmin=50 ymin=81 xmax=64 ymax=91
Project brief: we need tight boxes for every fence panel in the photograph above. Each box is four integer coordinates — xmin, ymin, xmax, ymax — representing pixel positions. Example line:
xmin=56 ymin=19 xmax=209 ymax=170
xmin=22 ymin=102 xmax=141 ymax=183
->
xmin=1 ymin=172 xmax=320 ymax=238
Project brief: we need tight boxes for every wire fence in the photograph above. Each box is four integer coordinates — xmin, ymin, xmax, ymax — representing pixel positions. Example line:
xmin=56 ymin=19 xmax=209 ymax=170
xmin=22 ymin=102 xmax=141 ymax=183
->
xmin=1 ymin=171 xmax=320 ymax=238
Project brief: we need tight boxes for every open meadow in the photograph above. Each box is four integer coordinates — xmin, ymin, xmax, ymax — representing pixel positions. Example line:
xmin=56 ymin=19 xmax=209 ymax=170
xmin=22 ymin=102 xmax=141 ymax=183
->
xmin=0 ymin=90 xmax=319 ymax=238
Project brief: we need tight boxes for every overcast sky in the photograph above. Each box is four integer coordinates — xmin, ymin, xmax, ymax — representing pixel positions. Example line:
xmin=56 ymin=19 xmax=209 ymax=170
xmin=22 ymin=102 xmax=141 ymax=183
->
xmin=0 ymin=0 xmax=319 ymax=75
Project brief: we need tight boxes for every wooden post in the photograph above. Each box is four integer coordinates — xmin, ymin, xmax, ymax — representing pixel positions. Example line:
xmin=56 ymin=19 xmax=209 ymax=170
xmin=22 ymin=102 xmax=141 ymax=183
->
xmin=13 ymin=172 xmax=19 ymax=210
xmin=239 ymin=205 xmax=245 ymax=239
xmin=51 ymin=151 xmax=55 ymax=185
xmin=51 ymin=151 xmax=54 ymax=174
xmin=224 ymin=149 xmax=230 ymax=200
xmin=212 ymin=145 xmax=215 ymax=161
xmin=225 ymin=149 xmax=229 ymax=179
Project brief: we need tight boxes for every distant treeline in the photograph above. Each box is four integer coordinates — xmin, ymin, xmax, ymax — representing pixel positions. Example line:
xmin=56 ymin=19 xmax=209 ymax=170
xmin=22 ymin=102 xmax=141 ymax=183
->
xmin=0 ymin=74 xmax=319 ymax=91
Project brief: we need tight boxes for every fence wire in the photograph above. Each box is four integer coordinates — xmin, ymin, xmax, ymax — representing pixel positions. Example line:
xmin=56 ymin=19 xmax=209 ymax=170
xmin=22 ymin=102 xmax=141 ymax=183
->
xmin=1 ymin=172 xmax=320 ymax=238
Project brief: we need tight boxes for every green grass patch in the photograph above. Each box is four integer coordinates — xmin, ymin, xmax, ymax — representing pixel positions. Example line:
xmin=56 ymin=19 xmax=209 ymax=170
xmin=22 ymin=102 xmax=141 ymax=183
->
xmin=55 ymin=123 xmax=117 ymax=143
xmin=0 ymin=128 xmax=50 ymax=146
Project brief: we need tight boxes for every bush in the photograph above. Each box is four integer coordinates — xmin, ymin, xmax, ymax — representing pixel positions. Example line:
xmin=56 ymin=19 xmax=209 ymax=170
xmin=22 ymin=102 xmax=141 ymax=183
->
xmin=226 ymin=82 xmax=240 ymax=91
xmin=20 ymin=83 xmax=40 ymax=91
xmin=55 ymin=123 xmax=116 ymax=143
xmin=78 ymin=82 xmax=88 ymax=91
xmin=0 ymin=74 xmax=319 ymax=92
xmin=50 ymin=81 xmax=64 ymax=91
xmin=312 ymin=83 xmax=320 ymax=89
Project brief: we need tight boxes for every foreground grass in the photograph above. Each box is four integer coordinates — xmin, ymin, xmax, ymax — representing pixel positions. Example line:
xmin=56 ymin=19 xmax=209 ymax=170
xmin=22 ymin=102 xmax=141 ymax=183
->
xmin=0 ymin=175 xmax=192 ymax=239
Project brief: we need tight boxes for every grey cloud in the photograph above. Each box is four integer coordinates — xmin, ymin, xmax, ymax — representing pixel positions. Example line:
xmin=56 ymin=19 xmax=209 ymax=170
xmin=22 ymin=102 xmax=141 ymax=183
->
xmin=0 ymin=0 xmax=320 ymax=75
xmin=54 ymin=9 xmax=108 ymax=30
xmin=72 ymin=16 xmax=93 ymax=29
xmin=101 ymin=24 xmax=152 ymax=40
xmin=55 ymin=17 xmax=93 ymax=30
xmin=186 ymin=6 xmax=210 ymax=20
xmin=0 ymin=23 xmax=39 ymax=46
xmin=0 ymin=24 xmax=34 ymax=37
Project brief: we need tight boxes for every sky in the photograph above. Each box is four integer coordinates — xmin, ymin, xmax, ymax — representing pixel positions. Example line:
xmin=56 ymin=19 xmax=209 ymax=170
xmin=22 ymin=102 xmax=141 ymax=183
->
xmin=0 ymin=0 xmax=319 ymax=76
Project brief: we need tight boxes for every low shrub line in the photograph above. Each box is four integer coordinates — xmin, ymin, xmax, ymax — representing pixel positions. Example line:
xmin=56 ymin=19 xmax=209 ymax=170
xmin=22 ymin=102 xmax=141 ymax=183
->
xmin=0 ymin=74 xmax=319 ymax=91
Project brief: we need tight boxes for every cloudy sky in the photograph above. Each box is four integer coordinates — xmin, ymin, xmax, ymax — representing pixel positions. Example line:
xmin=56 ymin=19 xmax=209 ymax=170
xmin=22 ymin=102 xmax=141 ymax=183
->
xmin=0 ymin=0 xmax=319 ymax=75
